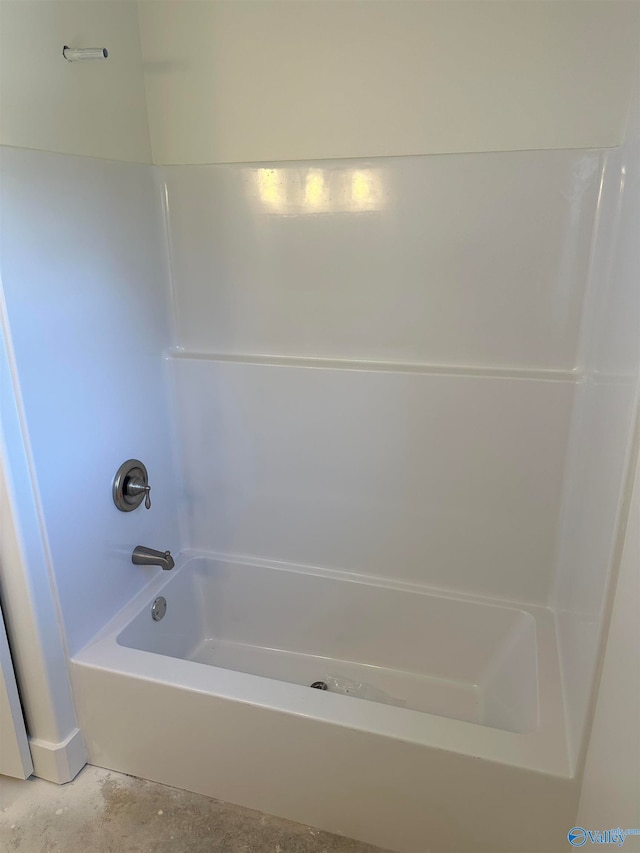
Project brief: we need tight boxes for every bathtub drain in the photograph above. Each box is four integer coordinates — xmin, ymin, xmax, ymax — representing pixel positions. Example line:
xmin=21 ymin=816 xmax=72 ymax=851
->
xmin=310 ymin=681 xmax=328 ymax=690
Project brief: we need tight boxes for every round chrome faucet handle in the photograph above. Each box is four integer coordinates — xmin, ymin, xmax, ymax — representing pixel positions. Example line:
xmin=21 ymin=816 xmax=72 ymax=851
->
xmin=113 ymin=460 xmax=151 ymax=512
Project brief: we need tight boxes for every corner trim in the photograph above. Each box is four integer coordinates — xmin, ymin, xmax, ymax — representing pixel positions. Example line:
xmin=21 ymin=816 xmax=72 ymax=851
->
xmin=29 ymin=727 xmax=86 ymax=783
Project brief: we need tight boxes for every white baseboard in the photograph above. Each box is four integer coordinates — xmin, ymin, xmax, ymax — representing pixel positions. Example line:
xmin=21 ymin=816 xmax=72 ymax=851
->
xmin=29 ymin=727 xmax=86 ymax=783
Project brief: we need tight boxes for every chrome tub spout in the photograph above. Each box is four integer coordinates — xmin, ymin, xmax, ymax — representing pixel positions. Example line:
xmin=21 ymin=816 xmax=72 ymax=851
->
xmin=132 ymin=545 xmax=175 ymax=571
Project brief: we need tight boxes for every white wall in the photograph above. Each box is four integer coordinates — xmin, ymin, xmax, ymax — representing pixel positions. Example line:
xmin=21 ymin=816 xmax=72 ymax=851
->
xmin=0 ymin=147 xmax=180 ymax=655
xmin=139 ymin=0 xmax=639 ymax=165
xmin=0 ymin=0 xmax=150 ymax=162
xmin=577 ymin=444 xmax=640 ymax=837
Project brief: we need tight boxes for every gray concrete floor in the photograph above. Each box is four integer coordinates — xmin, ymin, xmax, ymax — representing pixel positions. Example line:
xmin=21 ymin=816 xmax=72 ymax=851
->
xmin=0 ymin=765 xmax=391 ymax=853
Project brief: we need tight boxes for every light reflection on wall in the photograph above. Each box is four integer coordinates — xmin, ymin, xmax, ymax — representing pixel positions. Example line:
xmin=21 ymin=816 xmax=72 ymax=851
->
xmin=252 ymin=166 xmax=385 ymax=214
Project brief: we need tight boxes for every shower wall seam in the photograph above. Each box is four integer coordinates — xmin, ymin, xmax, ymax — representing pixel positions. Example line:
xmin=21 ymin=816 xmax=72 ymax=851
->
xmin=165 ymin=351 xmax=581 ymax=383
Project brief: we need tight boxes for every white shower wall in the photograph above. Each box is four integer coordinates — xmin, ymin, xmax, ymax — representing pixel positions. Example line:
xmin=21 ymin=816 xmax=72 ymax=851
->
xmin=162 ymin=136 xmax=640 ymax=772
xmin=172 ymin=361 xmax=574 ymax=603
xmin=0 ymin=148 xmax=180 ymax=655
xmin=552 ymin=100 xmax=640 ymax=767
xmin=163 ymin=151 xmax=600 ymax=368
xmin=163 ymin=148 xmax=599 ymax=606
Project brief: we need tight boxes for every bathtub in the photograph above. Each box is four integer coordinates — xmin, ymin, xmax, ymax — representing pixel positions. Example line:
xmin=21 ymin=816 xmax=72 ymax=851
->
xmin=71 ymin=555 xmax=578 ymax=852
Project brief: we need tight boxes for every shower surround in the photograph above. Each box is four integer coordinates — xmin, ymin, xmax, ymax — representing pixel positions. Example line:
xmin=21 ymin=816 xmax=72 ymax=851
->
xmin=1 ymin=3 xmax=639 ymax=851
xmin=3 ymin=133 xmax=637 ymax=851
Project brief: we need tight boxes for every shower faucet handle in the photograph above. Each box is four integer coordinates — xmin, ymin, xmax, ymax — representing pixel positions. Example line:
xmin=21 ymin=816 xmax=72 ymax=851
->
xmin=112 ymin=459 xmax=152 ymax=512
xmin=126 ymin=477 xmax=151 ymax=510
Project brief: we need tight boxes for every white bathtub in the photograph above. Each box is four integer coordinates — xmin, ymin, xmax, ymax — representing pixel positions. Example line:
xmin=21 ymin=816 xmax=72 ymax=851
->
xmin=72 ymin=556 xmax=578 ymax=852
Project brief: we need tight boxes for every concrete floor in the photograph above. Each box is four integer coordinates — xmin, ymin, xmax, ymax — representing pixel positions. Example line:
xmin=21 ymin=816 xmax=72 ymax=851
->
xmin=0 ymin=765 xmax=391 ymax=853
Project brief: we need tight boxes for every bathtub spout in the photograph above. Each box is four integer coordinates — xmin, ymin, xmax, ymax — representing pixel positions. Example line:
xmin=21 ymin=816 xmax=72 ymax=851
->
xmin=132 ymin=545 xmax=175 ymax=571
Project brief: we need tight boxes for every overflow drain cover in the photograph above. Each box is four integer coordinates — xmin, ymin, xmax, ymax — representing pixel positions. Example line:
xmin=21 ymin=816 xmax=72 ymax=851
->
xmin=151 ymin=596 xmax=167 ymax=621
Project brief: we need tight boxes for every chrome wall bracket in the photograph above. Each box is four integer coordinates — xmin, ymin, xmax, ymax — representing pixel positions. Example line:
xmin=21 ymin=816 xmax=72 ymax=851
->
xmin=113 ymin=459 xmax=151 ymax=512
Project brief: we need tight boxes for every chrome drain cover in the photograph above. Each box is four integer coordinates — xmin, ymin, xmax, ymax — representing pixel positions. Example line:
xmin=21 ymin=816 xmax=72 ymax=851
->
xmin=151 ymin=596 xmax=167 ymax=621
